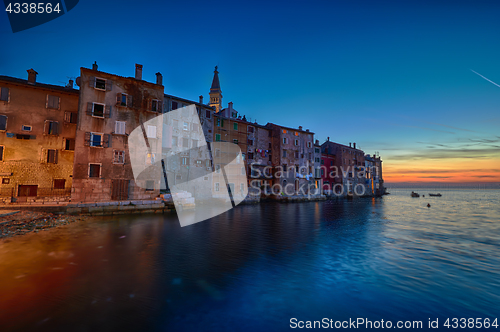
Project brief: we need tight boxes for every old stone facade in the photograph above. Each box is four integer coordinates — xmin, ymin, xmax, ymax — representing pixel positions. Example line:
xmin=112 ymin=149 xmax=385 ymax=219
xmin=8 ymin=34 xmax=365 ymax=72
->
xmin=0 ymin=70 xmax=79 ymax=202
xmin=71 ymin=64 xmax=164 ymax=202
xmin=267 ymin=123 xmax=319 ymax=197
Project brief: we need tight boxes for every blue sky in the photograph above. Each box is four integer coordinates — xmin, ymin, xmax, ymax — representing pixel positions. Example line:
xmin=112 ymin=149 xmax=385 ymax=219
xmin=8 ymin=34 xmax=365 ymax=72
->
xmin=1 ymin=0 xmax=499 ymax=182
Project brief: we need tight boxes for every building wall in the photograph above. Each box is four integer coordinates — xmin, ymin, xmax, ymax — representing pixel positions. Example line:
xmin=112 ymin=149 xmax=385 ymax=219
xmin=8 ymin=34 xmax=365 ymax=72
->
xmin=72 ymin=66 xmax=164 ymax=202
xmin=0 ymin=76 xmax=78 ymax=200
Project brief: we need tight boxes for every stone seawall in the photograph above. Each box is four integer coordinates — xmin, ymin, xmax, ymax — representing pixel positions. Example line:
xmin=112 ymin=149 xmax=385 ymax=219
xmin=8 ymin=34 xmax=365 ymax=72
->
xmin=66 ymin=200 xmax=175 ymax=216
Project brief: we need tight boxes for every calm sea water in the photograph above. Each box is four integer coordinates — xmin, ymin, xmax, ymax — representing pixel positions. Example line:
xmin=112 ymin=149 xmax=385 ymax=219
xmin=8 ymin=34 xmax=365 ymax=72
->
xmin=0 ymin=189 xmax=499 ymax=331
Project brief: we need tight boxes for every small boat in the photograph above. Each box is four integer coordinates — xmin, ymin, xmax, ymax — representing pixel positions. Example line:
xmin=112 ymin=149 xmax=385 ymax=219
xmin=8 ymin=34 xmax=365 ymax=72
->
xmin=429 ymin=193 xmax=442 ymax=197
xmin=411 ymin=191 xmax=420 ymax=197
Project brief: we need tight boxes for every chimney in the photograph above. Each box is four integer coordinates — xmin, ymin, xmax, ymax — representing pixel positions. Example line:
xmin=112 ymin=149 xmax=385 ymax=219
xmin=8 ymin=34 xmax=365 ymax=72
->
xmin=327 ymin=137 xmax=330 ymax=141
xmin=155 ymin=72 xmax=163 ymax=85
xmin=349 ymin=142 xmax=352 ymax=148
xmin=67 ymin=79 xmax=74 ymax=88
xmin=306 ymin=129 xmax=309 ymax=132
xmin=315 ymin=139 xmax=319 ymax=145
xmin=299 ymin=126 xmax=303 ymax=130
xmin=92 ymin=61 xmax=98 ymax=71
xmin=27 ymin=68 xmax=38 ymax=84
xmin=199 ymin=95 xmax=203 ymax=104
xmin=353 ymin=142 xmax=356 ymax=149
xmin=135 ymin=64 xmax=143 ymax=80
xmin=228 ymin=101 xmax=233 ymax=111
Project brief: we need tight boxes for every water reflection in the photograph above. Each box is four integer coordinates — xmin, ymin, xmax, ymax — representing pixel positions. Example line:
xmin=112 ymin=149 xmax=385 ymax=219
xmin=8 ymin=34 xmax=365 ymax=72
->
xmin=0 ymin=191 xmax=499 ymax=331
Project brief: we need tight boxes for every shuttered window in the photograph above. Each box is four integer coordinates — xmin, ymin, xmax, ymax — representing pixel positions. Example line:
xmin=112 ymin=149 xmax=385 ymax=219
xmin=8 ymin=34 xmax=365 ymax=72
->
xmin=90 ymin=133 xmax=103 ymax=147
xmin=46 ymin=95 xmax=60 ymax=109
xmin=0 ymin=87 xmax=9 ymax=102
xmin=147 ymin=125 xmax=156 ymax=138
xmin=115 ymin=121 xmax=126 ymax=135
xmin=0 ymin=146 xmax=4 ymax=161
xmin=65 ymin=112 xmax=77 ymax=124
xmin=64 ymin=138 xmax=75 ymax=151
xmin=47 ymin=149 xmax=58 ymax=164
xmin=45 ymin=121 xmax=59 ymax=135
xmin=0 ymin=115 xmax=7 ymax=130
xmin=89 ymin=164 xmax=101 ymax=178
xmin=53 ymin=179 xmax=66 ymax=189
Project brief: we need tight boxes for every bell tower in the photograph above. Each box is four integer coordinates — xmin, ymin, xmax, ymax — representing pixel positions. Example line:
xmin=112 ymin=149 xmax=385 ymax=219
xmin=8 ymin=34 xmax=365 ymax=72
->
xmin=209 ymin=66 xmax=222 ymax=112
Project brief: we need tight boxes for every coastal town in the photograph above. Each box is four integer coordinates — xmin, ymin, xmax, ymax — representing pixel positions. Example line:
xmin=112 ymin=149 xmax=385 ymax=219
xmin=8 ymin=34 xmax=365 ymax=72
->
xmin=0 ymin=62 xmax=386 ymax=215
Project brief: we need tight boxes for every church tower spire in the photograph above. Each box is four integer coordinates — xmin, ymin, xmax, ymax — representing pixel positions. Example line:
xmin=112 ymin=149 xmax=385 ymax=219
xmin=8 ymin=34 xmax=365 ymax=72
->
xmin=209 ymin=66 xmax=222 ymax=112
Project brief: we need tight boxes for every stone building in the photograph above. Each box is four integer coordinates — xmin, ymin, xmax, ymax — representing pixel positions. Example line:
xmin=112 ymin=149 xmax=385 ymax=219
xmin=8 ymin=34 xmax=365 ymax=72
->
xmin=71 ymin=63 xmax=164 ymax=202
xmin=247 ymin=123 xmax=273 ymax=197
xmin=161 ymin=93 xmax=215 ymax=200
xmin=365 ymin=154 xmax=385 ymax=196
xmin=266 ymin=123 xmax=319 ymax=198
xmin=321 ymin=138 xmax=367 ymax=196
xmin=0 ymin=69 xmax=79 ymax=202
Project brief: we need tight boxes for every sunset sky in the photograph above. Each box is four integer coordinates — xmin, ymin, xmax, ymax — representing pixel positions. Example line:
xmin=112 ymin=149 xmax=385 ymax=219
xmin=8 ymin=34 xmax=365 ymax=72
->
xmin=1 ymin=0 xmax=499 ymax=185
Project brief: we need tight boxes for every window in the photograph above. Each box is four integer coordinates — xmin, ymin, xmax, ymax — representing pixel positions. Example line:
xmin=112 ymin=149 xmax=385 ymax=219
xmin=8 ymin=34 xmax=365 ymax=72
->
xmin=89 ymin=164 xmax=101 ymax=178
xmin=115 ymin=121 xmax=126 ymax=135
xmin=0 ymin=115 xmax=7 ymax=130
xmin=92 ymin=103 xmax=105 ymax=118
xmin=192 ymin=139 xmax=198 ymax=148
xmin=181 ymin=157 xmax=189 ymax=165
xmin=151 ymin=99 xmax=160 ymax=112
xmin=183 ymin=122 xmax=189 ymax=131
xmin=182 ymin=138 xmax=189 ymax=148
xmin=215 ymin=149 xmax=221 ymax=157
xmin=22 ymin=125 xmax=32 ymax=131
xmin=146 ymin=153 xmax=156 ymax=165
xmin=191 ymin=123 xmax=199 ymax=132
xmin=295 ymin=132 xmax=299 ymax=136
xmin=206 ymin=160 xmax=211 ymax=169
xmin=215 ymin=164 xmax=221 ymax=173
xmin=294 ymin=151 xmax=299 ymax=158
xmin=196 ymin=160 xmax=202 ymax=166
xmin=232 ymin=111 xmax=237 ymax=118
xmin=45 ymin=121 xmax=59 ymax=135
xmin=95 ymin=78 xmax=106 ymax=90
xmin=205 ymin=109 xmax=211 ymax=118
xmin=64 ymin=138 xmax=75 ymax=151
xmin=0 ymin=146 xmax=4 ymax=161
xmin=233 ymin=123 xmax=238 ymax=130
xmin=116 ymin=93 xmax=130 ymax=107
xmin=283 ymin=150 xmax=287 ymax=158
xmin=172 ymin=136 xmax=178 ymax=147
xmin=216 ymin=118 xmax=221 ymax=127
xmin=248 ymin=152 xmax=254 ymax=159
xmin=46 ymin=95 xmax=60 ymax=109
xmin=240 ymin=183 xmax=244 ymax=192
xmin=90 ymin=133 xmax=103 ymax=147
xmin=248 ymin=139 xmax=254 ymax=145
xmin=147 ymin=125 xmax=156 ymax=138
xmin=172 ymin=101 xmax=178 ymax=110
xmin=2 ymin=178 xmax=9 ymax=184
xmin=283 ymin=138 xmax=287 ymax=144
xmin=315 ymin=157 xmax=320 ymax=163
xmin=215 ymin=182 xmax=220 ymax=192
xmin=307 ymin=142 xmax=312 ymax=148
xmin=113 ymin=150 xmax=125 ymax=164
xmin=315 ymin=148 xmax=320 ymax=154
xmin=53 ymin=179 xmax=66 ymax=189
xmin=215 ymin=134 xmax=221 ymax=142
xmin=233 ymin=139 xmax=238 ymax=144
xmin=282 ymin=129 xmax=287 ymax=134
xmin=294 ymin=139 xmax=299 ymax=146
xmin=145 ymin=180 xmax=155 ymax=191
xmin=283 ymin=165 xmax=288 ymax=172
xmin=65 ymin=111 xmax=77 ymax=124
xmin=47 ymin=149 xmax=58 ymax=164
xmin=0 ymin=87 xmax=9 ymax=102
xmin=173 ymin=119 xmax=179 ymax=128
xmin=248 ymin=126 xmax=254 ymax=133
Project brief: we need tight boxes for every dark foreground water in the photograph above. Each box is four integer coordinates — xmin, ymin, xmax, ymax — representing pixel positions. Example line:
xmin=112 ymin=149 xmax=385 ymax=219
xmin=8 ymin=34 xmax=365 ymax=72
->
xmin=0 ymin=189 xmax=499 ymax=331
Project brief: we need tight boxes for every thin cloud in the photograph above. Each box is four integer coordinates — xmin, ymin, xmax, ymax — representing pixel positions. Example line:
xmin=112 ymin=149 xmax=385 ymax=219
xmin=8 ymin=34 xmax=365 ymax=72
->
xmin=470 ymin=69 xmax=500 ymax=88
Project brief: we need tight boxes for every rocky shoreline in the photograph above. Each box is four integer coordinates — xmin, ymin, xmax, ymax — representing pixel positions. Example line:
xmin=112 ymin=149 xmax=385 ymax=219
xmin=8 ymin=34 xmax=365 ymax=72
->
xmin=0 ymin=211 xmax=85 ymax=240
